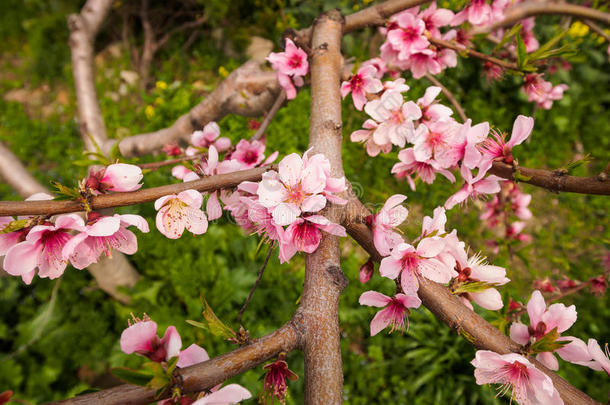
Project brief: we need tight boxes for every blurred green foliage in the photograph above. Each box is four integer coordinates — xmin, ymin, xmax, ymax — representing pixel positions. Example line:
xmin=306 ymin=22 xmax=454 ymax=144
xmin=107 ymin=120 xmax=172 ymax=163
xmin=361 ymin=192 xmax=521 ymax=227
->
xmin=0 ymin=0 xmax=609 ymax=404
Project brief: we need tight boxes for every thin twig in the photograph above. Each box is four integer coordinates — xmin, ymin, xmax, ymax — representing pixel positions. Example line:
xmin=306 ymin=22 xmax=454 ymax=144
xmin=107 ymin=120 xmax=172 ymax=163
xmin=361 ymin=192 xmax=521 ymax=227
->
xmin=251 ymin=90 xmax=286 ymax=141
xmin=138 ymin=153 xmax=205 ymax=170
xmin=428 ymin=36 xmax=521 ymax=71
xmin=424 ymin=74 xmax=467 ymax=122
xmin=237 ymin=242 xmax=275 ymax=324
xmin=582 ymin=19 xmax=610 ymax=42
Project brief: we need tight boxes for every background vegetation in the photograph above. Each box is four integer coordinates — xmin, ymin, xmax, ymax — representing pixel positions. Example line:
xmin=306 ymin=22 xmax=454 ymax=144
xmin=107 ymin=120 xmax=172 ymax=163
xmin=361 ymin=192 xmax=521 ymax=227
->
xmin=0 ymin=0 xmax=608 ymax=403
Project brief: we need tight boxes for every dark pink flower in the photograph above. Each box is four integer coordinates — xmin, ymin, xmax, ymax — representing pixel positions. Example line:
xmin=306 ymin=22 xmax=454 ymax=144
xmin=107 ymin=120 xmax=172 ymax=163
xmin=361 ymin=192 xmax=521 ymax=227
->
xmin=120 ymin=318 xmax=182 ymax=362
xmin=359 ymin=291 xmax=421 ymax=336
xmin=262 ymin=354 xmax=298 ymax=404
xmin=341 ymin=65 xmax=383 ymax=110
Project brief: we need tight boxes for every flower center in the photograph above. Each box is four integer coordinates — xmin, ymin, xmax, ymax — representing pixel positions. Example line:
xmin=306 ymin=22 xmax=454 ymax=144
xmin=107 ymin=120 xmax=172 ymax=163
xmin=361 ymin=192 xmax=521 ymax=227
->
xmin=401 ymin=252 xmax=420 ymax=271
xmin=288 ymin=54 xmax=303 ymax=69
xmin=350 ymin=74 xmax=364 ymax=92
xmin=285 ymin=184 xmax=307 ymax=205
xmin=244 ymin=150 xmax=258 ymax=164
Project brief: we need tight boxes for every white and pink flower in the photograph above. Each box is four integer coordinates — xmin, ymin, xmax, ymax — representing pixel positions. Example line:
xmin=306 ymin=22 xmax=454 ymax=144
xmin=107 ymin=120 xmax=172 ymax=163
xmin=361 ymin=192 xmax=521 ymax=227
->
xmin=391 ymin=148 xmax=456 ymax=191
xmin=371 ymin=194 xmax=409 ymax=256
xmin=86 ymin=163 xmax=143 ymax=194
xmin=120 ymin=318 xmax=182 ymax=362
xmin=279 ymin=215 xmax=346 ymax=263
xmin=364 ymin=91 xmax=422 ymax=147
xmin=359 ymin=291 xmax=421 ymax=336
xmin=341 ymin=65 xmax=383 ymax=111
xmin=444 ymin=164 xmax=502 ymax=210
xmin=479 ymin=115 xmax=534 ymax=165
xmin=154 ymin=190 xmax=208 ymax=239
xmin=190 ymin=122 xmax=231 ymax=153
xmin=267 ymin=38 xmax=309 ymax=100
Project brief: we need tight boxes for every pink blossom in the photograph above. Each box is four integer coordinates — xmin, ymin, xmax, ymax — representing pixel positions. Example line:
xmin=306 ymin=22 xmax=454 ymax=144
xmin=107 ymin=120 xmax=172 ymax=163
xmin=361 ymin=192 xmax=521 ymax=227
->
xmin=391 ymin=147 xmax=456 ymax=190
xmin=382 ymin=78 xmax=411 ymax=94
xmin=452 ymin=0 xmax=492 ymax=27
xmin=172 ymin=165 xmax=195 ymax=180
xmin=191 ymin=122 xmax=231 ymax=152
xmin=350 ymin=119 xmax=392 ymax=157
xmin=262 ymin=355 xmax=298 ymax=404
xmin=444 ymin=164 xmax=502 ymax=209
xmin=359 ymin=259 xmax=375 ymax=284
xmin=155 ymin=190 xmax=208 ymax=239
xmin=456 ymin=119 xmax=490 ymax=170
xmin=589 ymin=275 xmax=607 ymax=296
xmin=417 ymin=86 xmax=453 ymax=124
xmin=522 ymin=74 xmax=568 ymax=110
xmin=341 ymin=66 xmax=383 ymax=110
xmin=403 ymin=49 xmax=443 ymax=79
xmin=587 ymin=339 xmax=610 ymax=376
xmin=453 ymin=250 xmax=509 ymax=310
xmin=62 ymin=213 xmax=149 ymax=269
xmin=479 ymin=115 xmax=534 ymax=164
xmin=120 ymin=319 xmax=182 ymax=362
xmin=240 ymin=197 xmax=283 ymax=242
xmin=379 ymin=239 xmax=456 ymax=295
xmin=231 ymin=139 xmax=266 ymax=169
xmin=162 ymin=142 xmax=182 ymax=156
xmin=509 ymin=290 xmax=583 ymax=370
xmin=279 ymin=215 xmax=346 ymax=263
xmin=483 ymin=61 xmax=504 ymax=82
xmin=191 ymin=384 xmax=251 ymax=405
xmin=361 ymin=58 xmax=388 ymax=79
xmin=257 ymin=151 xmax=345 ymax=226
xmin=177 ymin=343 xmax=209 ymax=368
xmin=86 ymin=163 xmax=143 ymax=194
xmin=364 ymin=91 xmax=422 ymax=147
xmin=413 ymin=120 xmax=463 ymax=168
xmin=3 ymin=214 xmax=85 ymax=284
xmin=359 ymin=291 xmax=421 ymax=336
xmin=267 ymin=39 xmax=308 ymax=100
xmin=471 ymin=350 xmax=564 ymax=405
xmin=386 ymin=13 xmax=430 ymax=59
xmin=419 ymin=2 xmax=454 ymax=38
xmin=521 ymin=18 xmax=540 ymax=53
xmin=371 ymin=194 xmax=409 ymax=256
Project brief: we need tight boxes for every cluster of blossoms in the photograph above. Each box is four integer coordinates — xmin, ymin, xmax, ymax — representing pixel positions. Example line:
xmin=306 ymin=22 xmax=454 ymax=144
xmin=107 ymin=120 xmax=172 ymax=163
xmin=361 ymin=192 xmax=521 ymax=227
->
xmin=532 ymin=273 xmax=608 ymax=297
xmin=155 ymin=122 xmax=278 ymax=239
xmin=120 ymin=315 xmax=251 ymax=404
xmin=267 ymin=38 xmax=308 ymax=100
xmin=522 ymin=73 xmax=569 ymax=110
xmin=226 ymin=149 xmax=348 ymax=263
xmin=1 ymin=164 xmax=149 ymax=284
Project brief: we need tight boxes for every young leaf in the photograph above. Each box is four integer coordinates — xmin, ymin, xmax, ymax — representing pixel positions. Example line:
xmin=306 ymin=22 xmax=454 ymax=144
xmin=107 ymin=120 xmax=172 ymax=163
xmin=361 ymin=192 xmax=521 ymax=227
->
xmin=50 ymin=181 xmax=80 ymax=199
xmin=530 ymin=327 xmax=570 ymax=353
xmin=192 ymin=299 xmax=237 ymax=340
xmin=515 ymin=33 xmax=528 ymax=70
xmin=0 ymin=218 xmax=34 ymax=234
xmin=451 ymin=281 xmax=499 ymax=294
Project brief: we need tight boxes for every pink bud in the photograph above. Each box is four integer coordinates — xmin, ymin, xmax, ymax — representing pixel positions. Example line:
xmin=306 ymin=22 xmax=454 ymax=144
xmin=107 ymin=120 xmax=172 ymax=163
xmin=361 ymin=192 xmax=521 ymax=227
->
xmin=359 ymin=259 xmax=374 ymax=284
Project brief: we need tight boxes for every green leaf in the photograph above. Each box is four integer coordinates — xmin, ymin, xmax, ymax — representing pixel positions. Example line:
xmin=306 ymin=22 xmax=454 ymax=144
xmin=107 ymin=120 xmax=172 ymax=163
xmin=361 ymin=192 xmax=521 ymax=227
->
xmin=530 ymin=327 xmax=570 ymax=353
xmin=191 ymin=299 xmax=237 ymax=340
xmin=0 ymin=218 xmax=34 ymax=234
xmin=515 ymin=33 xmax=528 ymax=69
xmin=562 ymin=153 xmax=593 ymax=173
xmin=109 ymin=141 xmax=123 ymax=162
xmin=111 ymin=367 xmax=154 ymax=386
xmin=494 ymin=24 xmax=522 ymax=53
xmin=143 ymin=362 xmax=170 ymax=391
xmin=50 ymin=181 xmax=80 ymax=199
xmin=513 ymin=169 xmax=532 ymax=182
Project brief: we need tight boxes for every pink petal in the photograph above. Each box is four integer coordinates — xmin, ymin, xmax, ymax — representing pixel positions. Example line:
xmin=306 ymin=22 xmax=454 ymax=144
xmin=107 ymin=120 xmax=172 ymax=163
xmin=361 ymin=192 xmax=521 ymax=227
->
xmin=102 ymin=163 xmax=143 ymax=192
xmin=507 ymin=115 xmax=534 ymax=148
xmin=416 ymin=237 xmax=445 ymax=258
xmin=359 ymin=291 xmax=391 ymax=307
xmin=369 ymin=308 xmax=393 ymax=336
xmin=184 ymin=207 xmax=209 ymax=235
xmin=87 ymin=216 xmax=121 ymax=237
xmin=114 ymin=228 xmax=138 ymax=255
xmin=177 ymin=343 xmax=210 ymax=368
xmin=120 ymin=321 xmax=158 ymax=354
xmin=556 ymin=337 xmax=593 ymax=363
xmin=4 ymin=241 xmax=41 ymax=276
xmin=536 ymin=351 xmax=559 ymax=371
xmin=178 ymin=190 xmax=204 ymax=208
xmin=587 ymin=339 xmax=610 ymax=373
xmin=161 ymin=326 xmax=182 ymax=360
xmin=272 ymin=203 xmax=300 ymax=227
xmin=117 ymin=214 xmax=150 ymax=233
xmin=193 ymin=384 xmax=251 ymax=405
xmin=509 ymin=322 xmax=530 ymax=345
xmin=395 ymin=293 xmax=421 ymax=309
xmin=527 ymin=290 xmax=546 ymax=327
xmin=206 ymin=192 xmax=223 ymax=221
xmin=278 ymin=153 xmax=304 ymax=187
xmin=301 ymin=194 xmax=327 ymax=213
xmin=379 ymin=256 xmax=402 ymax=280
xmin=471 ymin=288 xmax=503 ymax=310
xmin=400 ymin=267 xmax=420 ymax=295
xmin=542 ymin=303 xmax=577 ymax=333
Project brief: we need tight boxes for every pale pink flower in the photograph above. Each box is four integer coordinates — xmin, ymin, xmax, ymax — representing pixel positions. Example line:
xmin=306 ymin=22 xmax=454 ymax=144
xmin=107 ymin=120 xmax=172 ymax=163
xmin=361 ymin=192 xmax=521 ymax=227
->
xmin=452 ymin=0 xmax=492 ymax=27
xmin=419 ymin=2 xmax=454 ymax=38
xmin=444 ymin=164 xmax=502 ymax=210
xmin=419 ymin=206 xmax=447 ymax=239
xmin=371 ymin=194 xmax=409 ymax=256
xmin=3 ymin=214 xmax=85 ymax=284
xmin=155 ymin=190 xmax=208 ymax=239
xmin=479 ymin=115 xmax=534 ymax=164
xmin=364 ymin=91 xmax=422 ymax=147
xmin=359 ymin=291 xmax=421 ymax=336
xmin=120 ymin=319 xmax=181 ymax=362
xmin=454 ymin=250 xmax=509 ymax=310
xmin=191 ymin=384 xmax=252 ymax=405
xmin=231 ymin=139 xmax=266 ymax=169
xmin=391 ymin=148 xmax=456 ymax=191
xmin=586 ymin=339 xmax=610 ymax=376
xmin=62 ymin=213 xmax=149 ymax=269
xmin=471 ymin=350 xmax=564 ymax=405
xmin=483 ymin=61 xmax=504 ymax=82
xmin=361 ymin=57 xmax=388 ymax=79
xmin=86 ymin=164 xmax=143 ymax=193
xmin=404 ymin=49 xmax=443 ymax=79
xmin=350 ymin=119 xmax=392 ymax=157
xmin=413 ymin=120 xmax=463 ymax=168
xmin=379 ymin=239 xmax=456 ymax=295
xmin=417 ymin=86 xmax=453 ymax=124
xmin=521 ymin=18 xmax=540 ymax=53
xmin=456 ymin=119 xmax=490 ymax=170
xmin=522 ymin=74 xmax=568 ymax=110
xmin=171 ymin=165 xmax=195 ymax=180
xmin=267 ymin=38 xmax=308 ymax=100
xmin=240 ymin=197 xmax=283 ymax=242
xmin=509 ymin=290 xmax=583 ymax=370
xmin=386 ymin=13 xmax=430 ymax=59
xmin=341 ymin=66 xmax=383 ymax=110
xmin=190 ymin=122 xmax=231 ymax=152
xmin=177 ymin=343 xmax=209 ymax=368
xmin=279 ymin=215 xmax=346 ymax=263
xmin=382 ymin=78 xmax=411 ymax=94
xmin=257 ymin=152 xmax=345 ymax=226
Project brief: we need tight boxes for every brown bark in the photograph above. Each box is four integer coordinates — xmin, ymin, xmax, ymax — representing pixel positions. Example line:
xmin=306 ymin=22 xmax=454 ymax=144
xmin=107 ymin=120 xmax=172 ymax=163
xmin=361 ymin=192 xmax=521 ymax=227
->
xmin=483 ymin=2 xmax=610 ymax=33
xmin=298 ymin=10 xmax=347 ymax=405
xmin=49 ymin=321 xmax=301 ymax=405
xmin=0 ymin=142 xmax=49 ymax=197
xmin=68 ymin=0 xmax=114 ymax=152
xmin=342 ymin=196 xmax=601 ymax=405
xmin=489 ymin=161 xmax=610 ymax=195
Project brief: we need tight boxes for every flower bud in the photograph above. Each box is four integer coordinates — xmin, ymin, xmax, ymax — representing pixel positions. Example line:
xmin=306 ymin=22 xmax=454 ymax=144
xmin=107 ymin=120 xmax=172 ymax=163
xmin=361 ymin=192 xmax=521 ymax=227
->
xmin=359 ymin=258 xmax=374 ymax=284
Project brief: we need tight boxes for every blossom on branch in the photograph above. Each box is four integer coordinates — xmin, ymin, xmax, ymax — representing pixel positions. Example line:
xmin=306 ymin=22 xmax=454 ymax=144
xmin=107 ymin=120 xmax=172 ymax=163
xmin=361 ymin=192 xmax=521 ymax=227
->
xmin=155 ymin=190 xmax=208 ymax=239
xmin=267 ymin=38 xmax=308 ymax=100
xmin=359 ymin=290 xmax=421 ymax=336
xmin=85 ymin=163 xmax=143 ymax=194
xmin=341 ymin=65 xmax=383 ymax=111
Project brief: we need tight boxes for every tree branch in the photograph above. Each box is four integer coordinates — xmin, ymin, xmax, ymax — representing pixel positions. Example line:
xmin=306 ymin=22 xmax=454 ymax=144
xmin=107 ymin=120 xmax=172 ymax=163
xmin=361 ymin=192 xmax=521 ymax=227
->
xmin=298 ymin=10 xmax=347 ymax=405
xmin=251 ymin=90 xmax=286 ymax=141
xmin=67 ymin=0 xmax=114 ymax=152
xmin=424 ymin=74 xmax=467 ymax=122
xmin=481 ymin=2 xmax=610 ymax=33
xmin=428 ymin=36 xmax=520 ymax=71
xmin=489 ymin=161 xmax=610 ymax=195
xmin=48 ymin=320 xmax=301 ymax=405
xmin=0 ymin=166 xmax=273 ymax=217
xmin=342 ymin=196 xmax=601 ymax=405
xmin=0 ymin=142 xmax=49 ymax=197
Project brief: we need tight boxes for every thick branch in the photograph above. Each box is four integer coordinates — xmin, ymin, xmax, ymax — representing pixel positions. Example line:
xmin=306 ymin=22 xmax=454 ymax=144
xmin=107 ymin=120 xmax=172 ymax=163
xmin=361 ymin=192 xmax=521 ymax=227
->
xmin=342 ymin=197 xmax=601 ymax=405
xmin=68 ymin=0 xmax=114 ymax=151
xmin=299 ymin=10 xmax=347 ymax=405
xmin=111 ymin=62 xmax=279 ymax=157
xmin=489 ymin=161 xmax=610 ymax=195
xmin=0 ymin=166 xmax=272 ymax=217
xmin=49 ymin=321 xmax=301 ymax=405
xmin=482 ymin=2 xmax=610 ymax=33
xmin=0 ymin=142 xmax=48 ymax=197
xmin=428 ymin=36 xmax=520 ymax=71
